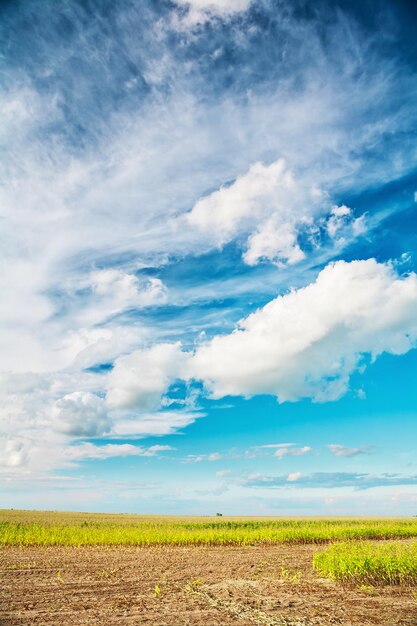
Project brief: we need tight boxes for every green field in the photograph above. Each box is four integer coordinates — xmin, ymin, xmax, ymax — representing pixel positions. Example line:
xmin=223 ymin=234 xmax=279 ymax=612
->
xmin=2 ymin=509 xmax=417 ymax=547
xmin=314 ymin=541 xmax=417 ymax=585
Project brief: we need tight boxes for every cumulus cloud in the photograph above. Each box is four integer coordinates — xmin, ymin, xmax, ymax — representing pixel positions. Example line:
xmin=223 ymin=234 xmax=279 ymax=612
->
xmin=107 ymin=343 xmax=189 ymax=410
xmin=244 ymin=217 xmax=305 ymax=267
xmin=185 ymin=160 xmax=293 ymax=241
xmin=0 ymin=370 xmax=116 ymax=475
xmin=182 ymin=158 xmax=368 ymax=269
xmin=184 ymin=159 xmax=325 ymax=267
xmin=0 ymin=363 xmax=200 ymax=476
xmin=287 ymin=472 xmax=302 ymax=482
xmin=190 ymin=259 xmax=417 ymax=401
xmin=51 ymin=392 xmax=110 ymax=437
xmin=97 ymin=257 xmax=417 ymax=414
xmin=328 ymin=444 xmax=371 ymax=458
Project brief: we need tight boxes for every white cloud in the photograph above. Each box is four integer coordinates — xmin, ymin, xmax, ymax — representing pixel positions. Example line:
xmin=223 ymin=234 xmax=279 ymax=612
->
xmin=64 ymin=443 xmax=172 ymax=462
xmin=244 ymin=217 xmax=306 ymax=267
xmin=79 ymin=270 xmax=168 ymax=326
xmin=177 ymin=0 xmax=250 ymax=10
xmin=275 ymin=446 xmax=312 ymax=459
xmin=174 ymin=0 xmax=251 ymax=26
xmin=184 ymin=160 xmax=366 ymax=268
xmin=325 ymin=204 xmax=366 ymax=246
xmin=194 ymin=482 xmax=230 ymax=496
xmin=0 ymin=365 xmax=198 ymax=476
xmin=259 ymin=443 xmax=296 ymax=449
xmin=190 ymin=259 xmax=417 ymax=401
xmin=328 ymin=444 xmax=371 ymax=458
xmin=106 ymin=343 xmax=188 ymax=410
xmin=216 ymin=469 xmax=231 ymax=477
xmin=112 ymin=411 xmax=203 ymax=437
xmin=208 ymin=452 xmax=222 ymax=461
xmin=52 ymin=392 xmax=110 ymax=437
xmin=242 ymin=471 xmax=417 ymax=490
xmin=185 ymin=160 xmax=293 ymax=242
xmin=90 ymin=269 xmax=139 ymax=299
xmin=184 ymin=159 xmax=324 ymax=267
xmin=95 ymin=257 xmax=417 ymax=412
xmin=184 ymin=451 xmax=222 ymax=463
xmin=326 ymin=205 xmax=351 ymax=237
xmin=0 ymin=437 xmax=29 ymax=468
xmin=68 ymin=326 xmax=144 ymax=370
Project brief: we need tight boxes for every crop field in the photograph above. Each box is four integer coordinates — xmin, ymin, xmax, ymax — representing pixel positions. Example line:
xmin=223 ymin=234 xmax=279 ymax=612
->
xmin=1 ymin=510 xmax=417 ymax=625
xmin=2 ymin=509 xmax=417 ymax=546
xmin=313 ymin=541 xmax=417 ymax=586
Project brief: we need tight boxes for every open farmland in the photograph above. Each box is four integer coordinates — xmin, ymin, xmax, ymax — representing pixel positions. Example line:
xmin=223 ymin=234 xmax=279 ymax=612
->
xmin=3 ymin=510 xmax=417 ymax=546
xmin=1 ymin=510 xmax=417 ymax=625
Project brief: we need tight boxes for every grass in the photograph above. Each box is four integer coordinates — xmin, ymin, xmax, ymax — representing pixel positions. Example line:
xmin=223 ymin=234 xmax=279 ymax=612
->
xmin=1 ymin=510 xmax=417 ymax=546
xmin=313 ymin=541 xmax=417 ymax=585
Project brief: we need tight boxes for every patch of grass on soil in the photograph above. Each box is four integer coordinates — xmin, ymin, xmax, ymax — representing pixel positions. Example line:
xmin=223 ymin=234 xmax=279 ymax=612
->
xmin=313 ymin=540 xmax=417 ymax=585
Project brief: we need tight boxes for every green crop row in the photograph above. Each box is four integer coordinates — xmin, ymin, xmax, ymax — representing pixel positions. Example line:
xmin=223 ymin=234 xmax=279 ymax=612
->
xmin=313 ymin=541 xmax=417 ymax=585
xmin=1 ymin=511 xmax=417 ymax=546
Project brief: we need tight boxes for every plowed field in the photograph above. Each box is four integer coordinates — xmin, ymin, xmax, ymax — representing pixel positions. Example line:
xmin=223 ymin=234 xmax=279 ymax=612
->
xmin=1 ymin=543 xmax=416 ymax=625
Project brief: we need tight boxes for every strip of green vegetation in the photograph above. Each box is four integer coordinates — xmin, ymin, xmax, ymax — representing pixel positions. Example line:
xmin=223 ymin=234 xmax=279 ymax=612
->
xmin=313 ymin=541 xmax=417 ymax=585
xmin=1 ymin=511 xmax=417 ymax=546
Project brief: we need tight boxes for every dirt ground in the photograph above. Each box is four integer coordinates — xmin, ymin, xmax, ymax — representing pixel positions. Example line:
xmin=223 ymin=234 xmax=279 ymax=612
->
xmin=1 ymin=544 xmax=416 ymax=626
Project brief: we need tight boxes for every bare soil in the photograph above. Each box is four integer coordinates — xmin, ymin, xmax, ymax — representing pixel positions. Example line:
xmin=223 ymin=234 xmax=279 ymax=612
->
xmin=1 ymin=544 xmax=416 ymax=625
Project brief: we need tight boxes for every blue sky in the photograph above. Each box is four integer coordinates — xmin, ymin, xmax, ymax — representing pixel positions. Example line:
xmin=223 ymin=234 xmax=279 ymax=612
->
xmin=1 ymin=0 xmax=417 ymax=515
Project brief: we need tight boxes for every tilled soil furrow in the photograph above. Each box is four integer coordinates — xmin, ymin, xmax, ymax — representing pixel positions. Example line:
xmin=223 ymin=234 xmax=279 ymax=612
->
xmin=1 ymin=544 xmax=417 ymax=625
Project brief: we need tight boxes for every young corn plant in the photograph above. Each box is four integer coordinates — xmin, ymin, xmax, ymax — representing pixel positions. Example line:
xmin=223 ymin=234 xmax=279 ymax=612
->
xmin=313 ymin=541 xmax=417 ymax=586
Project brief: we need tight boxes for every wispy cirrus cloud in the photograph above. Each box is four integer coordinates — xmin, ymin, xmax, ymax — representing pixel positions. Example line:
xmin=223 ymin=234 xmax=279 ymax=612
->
xmin=173 ymin=0 xmax=252 ymax=26
xmin=242 ymin=472 xmax=417 ymax=490
xmin=64 ymin=443 xmax=173 ymax=463
xmin=183 ymin=452 xmax=223 ymax=463
xmin=328 ymin=444 xmax=372 ymax=458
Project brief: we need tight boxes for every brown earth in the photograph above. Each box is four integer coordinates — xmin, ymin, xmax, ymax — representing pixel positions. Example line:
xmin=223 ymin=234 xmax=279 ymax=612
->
xmin=1 ymin=544 xmax=416 ymax=626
